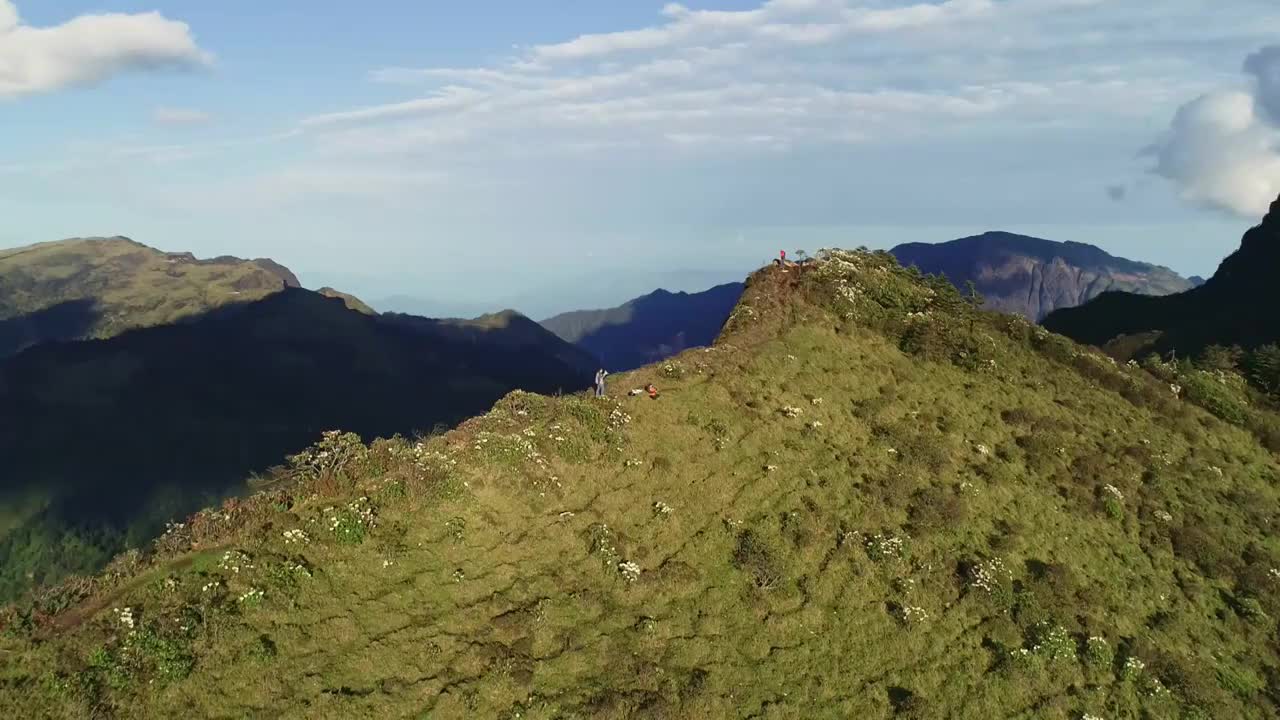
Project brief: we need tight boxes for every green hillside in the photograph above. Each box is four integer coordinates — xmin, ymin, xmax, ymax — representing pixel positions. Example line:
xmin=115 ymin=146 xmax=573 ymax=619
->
xmin=0 ymin=290 xmax=590 ymax=604
xmin=0 ymin=237 xmax=299 ymax=357
xmin=4 ymin=250 xmax=1280 ymax=719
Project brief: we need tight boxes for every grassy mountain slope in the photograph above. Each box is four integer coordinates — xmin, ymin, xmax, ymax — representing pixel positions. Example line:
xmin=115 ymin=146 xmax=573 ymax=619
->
xmin=317 ymin=287 xmax=376 ymax=315
xmin=541 ymin=283 xmax=744 ymax=371
xmin=0 ymin=237 xmax=300 ymax=357
xmin=4 ymin=251 xmax=1280 ymax=719
xmin=892 ymin=232 xmax=1195 ymax=322
xmin=0 ymin=290 xmax=591 ymax=602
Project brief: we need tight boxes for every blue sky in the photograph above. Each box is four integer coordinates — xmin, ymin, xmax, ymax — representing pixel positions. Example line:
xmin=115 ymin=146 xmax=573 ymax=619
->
xmin=3 ymin=0 xmax=1280 ymax=316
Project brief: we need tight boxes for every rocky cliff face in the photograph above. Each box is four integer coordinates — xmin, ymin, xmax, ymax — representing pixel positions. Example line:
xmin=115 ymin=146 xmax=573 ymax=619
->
xmin=891 ymin=232 xmax=1195 ymax=322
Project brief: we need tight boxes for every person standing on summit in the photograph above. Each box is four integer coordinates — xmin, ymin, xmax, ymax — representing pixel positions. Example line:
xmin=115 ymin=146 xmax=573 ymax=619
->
xmin=594 ymin=368 xmax=609 ymax=398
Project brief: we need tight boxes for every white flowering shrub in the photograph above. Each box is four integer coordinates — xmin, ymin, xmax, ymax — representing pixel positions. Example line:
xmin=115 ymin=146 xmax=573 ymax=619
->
xmin=618 ymin=561 xmax=642 ymax=584
xmin=90 ymin=609 xmax=198 ymax=687
xmin=864 ymin=533 xmax=907 ymax=563
xmin=1083 ymin=636 xmax=1113 ymax=671
xmin=287 ymin=430 xmax=367 ymax=484
xmin=893 ymin=604 xmax=929 ymax=626
xmin=218 ymin=550 xmax=255 ymax=574
xmin=1031 ymin=624 xmax=1076 ymax=663
xmin=1100 ymin=484 xmax=1125 ymax=520
xmin=326 ymin=497 xmax=377 ymax=545
xmin=113 ymin=607 xmax=137 ymax=631
xmin=608 ymin=408 xmax=633 ymax=429
xmin=587 ymin=524 xmax=621 ymax=568
xmin=1121 ymin=655 xmax=1146 ymax=682
xmin=967 ymin=557 xmax=1013 ymax=607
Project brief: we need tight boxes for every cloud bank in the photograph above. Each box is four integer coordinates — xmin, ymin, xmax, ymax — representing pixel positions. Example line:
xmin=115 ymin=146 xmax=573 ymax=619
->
xmin=1147 ymin=45 xmax=1280 ymax=218
xmin=293 ymin=0 xmax=1230 ymax=169
xmin=0 ymin=0 xmax=210 ymax=99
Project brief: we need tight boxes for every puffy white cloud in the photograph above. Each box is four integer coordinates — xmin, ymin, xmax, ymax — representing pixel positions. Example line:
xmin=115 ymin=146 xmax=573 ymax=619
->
xmin=1147 ymin=49 xmax=1280 ymax=218
xmin=0 ymin=0 xmax=210 ymax=99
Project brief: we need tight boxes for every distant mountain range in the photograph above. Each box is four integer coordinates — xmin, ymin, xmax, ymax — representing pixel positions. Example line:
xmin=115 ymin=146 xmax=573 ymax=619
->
xmin=541 ymin=283 xmax=744 ymax=371
xmin=890 ymin=231 xmax=1198 ymax=322
xmin=0 ymin=242 xmax=593 ymax=600
xmin=0 ymin=237 xmax=299 ymax=358
xmin=536 ymin=233 xmax=1198 ymax=372
xmin=372 ymin=269 xmax=748 ymax=322
xmin=1044 ymin=195 xmax=1280 ymax=359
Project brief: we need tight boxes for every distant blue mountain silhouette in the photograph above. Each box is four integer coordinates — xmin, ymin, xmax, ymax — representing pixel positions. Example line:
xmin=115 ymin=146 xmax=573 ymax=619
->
xmin=542 ymin=283 xmax=744 ymax=371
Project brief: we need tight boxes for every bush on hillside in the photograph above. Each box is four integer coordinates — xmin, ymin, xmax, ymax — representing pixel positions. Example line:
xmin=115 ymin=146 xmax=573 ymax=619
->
xmin=1180 ymin=371 xmax=1248 ymax=426
xmin=1243 ymin=344 xmax=1280 ymax=397
xmin=732 ymin=528 xmax=785 ymax=590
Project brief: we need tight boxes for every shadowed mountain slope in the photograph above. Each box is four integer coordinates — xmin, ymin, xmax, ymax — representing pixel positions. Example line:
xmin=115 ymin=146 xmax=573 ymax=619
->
xmin=1045 ymin=195 xmax=1280 ymax=359
xmin=0 ymin=289 xmax=591 ymax=601
xmin=541 ymin=283 xmax=744 ymax=370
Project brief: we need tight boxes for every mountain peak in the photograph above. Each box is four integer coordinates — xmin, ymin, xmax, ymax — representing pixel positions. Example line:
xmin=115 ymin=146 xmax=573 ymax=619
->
xmin=889 ymin=232 xmax=1192 ymax=321
xmin=1044 ymin=192 xmax=1280 ymax=355
xmin=0 ymin=237 xmax=302 ymax=357
xmin=1208 ymin=192 xmax=1280 ymax=289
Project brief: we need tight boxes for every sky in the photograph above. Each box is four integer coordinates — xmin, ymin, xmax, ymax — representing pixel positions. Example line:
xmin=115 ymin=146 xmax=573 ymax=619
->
xmin=3 ymin=0 xmax=1280 ymax=317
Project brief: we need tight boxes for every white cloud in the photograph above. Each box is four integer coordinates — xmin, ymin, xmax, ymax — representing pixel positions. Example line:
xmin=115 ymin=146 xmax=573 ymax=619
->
xmin=21 ymin=0 xmax=1277 ymax=222
xmin=1147 ymin=48 xmax=1280 ymax=218
xmin=529 ymin=0 xmax=995 ymax=61
xmin=311 ymin=0 xmax=1258 ymax=162
xmin=0 ymin=0 xmax=210 ymax=99
xmin=301 ymin=87 xmax=485 ymax=126
xmin=1244 ymin=45 xmax=1280 ymax=126
xmin=153 ymin=106 xmax=212 ymax=126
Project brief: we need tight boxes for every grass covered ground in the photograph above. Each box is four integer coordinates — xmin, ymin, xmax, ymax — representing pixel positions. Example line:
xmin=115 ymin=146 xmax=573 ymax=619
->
xmin=3 ymin=250 xmax=1279 ymax=719
xmin=0 ymin=236 xmax=296 ymax=357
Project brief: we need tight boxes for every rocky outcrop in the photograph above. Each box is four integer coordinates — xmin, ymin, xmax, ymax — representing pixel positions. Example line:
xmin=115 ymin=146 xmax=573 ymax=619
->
xmin=891 ymin=232 xmax=1195 ymax=322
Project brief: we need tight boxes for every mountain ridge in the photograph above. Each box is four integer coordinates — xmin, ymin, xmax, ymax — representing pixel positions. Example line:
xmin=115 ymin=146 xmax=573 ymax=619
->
xmin=1043 ymin=194 xmax=1280 ymax=358
xmin=6 ymin=249 xmax=1279 ymax=718
xmin=0 ymin=285 xmax=593 ymax=601
xmin=890 ymin=231 xmax=1196 ymax=322
xmin=541 ymin=282 xmax=744 ymax=371
xmin=0 ymin=236 xmax=301 ymax=358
